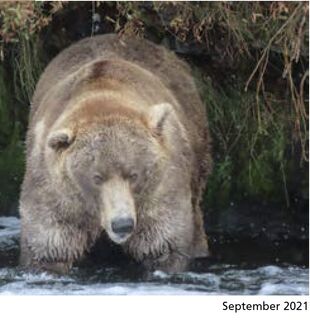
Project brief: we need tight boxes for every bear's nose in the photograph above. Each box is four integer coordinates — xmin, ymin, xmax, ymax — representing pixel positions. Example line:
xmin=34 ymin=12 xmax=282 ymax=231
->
xmin=111 ymin=217 xmax=134 ymax=236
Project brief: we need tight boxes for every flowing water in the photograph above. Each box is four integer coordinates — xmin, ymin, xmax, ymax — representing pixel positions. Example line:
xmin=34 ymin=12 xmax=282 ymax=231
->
xmin=0 ymin=216 xmax=308 ymax=295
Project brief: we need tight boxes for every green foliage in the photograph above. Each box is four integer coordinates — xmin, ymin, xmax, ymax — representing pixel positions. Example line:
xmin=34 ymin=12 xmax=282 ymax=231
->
xmin=12 ymin=35 xmax=44 ymax=104
xmin=196 ymin=72 xmax=296 ymax=209
xmin=0 ymin=66 xmax=13 ymax=148
xmin=0 ymin=66 xmax=24 ymax=213
xmin=0 ymin=125 xmax=24 ymax=214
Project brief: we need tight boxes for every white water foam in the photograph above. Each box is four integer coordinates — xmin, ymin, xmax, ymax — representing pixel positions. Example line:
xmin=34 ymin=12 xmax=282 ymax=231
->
xmin=0 ymin=217 xmax=20 ymax=248
xmin=0 ymin=216 xmax=308 ymax=295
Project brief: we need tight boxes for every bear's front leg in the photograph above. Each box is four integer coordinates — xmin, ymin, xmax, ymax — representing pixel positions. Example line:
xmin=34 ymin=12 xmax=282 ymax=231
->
xmin=126 ymin=216 xmax=193 ymax=273
xmin=20 ymin=229 xmax=74 ymax=274
xmin=20 ymin=219 xmax=92 ymax=274
xmin=142 ymin=249 xmax=190 ymax=273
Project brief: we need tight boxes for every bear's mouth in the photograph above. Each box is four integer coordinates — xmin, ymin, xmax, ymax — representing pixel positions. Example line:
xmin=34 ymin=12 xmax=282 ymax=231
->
xmin=106 ymin=228 xmax=133 ymax=244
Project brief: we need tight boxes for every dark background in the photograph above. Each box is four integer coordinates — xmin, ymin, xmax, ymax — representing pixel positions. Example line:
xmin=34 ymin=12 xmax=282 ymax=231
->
xmin=0 ymin=1 xmax=308 ymax=266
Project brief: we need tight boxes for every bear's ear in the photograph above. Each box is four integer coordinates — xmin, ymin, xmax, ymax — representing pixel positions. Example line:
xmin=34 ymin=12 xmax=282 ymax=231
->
xmin=47 ymin=129 xmax=75 ymax=151
xmin=148 ymin=103 xmax=173 ymax=135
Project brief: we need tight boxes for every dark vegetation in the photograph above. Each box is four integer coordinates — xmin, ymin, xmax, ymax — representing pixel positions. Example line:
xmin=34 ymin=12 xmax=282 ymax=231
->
xmin=0 ymin=1 xmax=308 ymax=264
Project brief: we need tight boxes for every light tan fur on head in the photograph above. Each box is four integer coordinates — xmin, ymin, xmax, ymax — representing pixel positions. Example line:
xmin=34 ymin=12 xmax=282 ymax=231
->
xmin=42 ymin=97 xmax=171 ymax=241
xmin=100 ymin=175 xmax=136 ymax=243
xmin=33 ymin=119 xmax=46 ymax=156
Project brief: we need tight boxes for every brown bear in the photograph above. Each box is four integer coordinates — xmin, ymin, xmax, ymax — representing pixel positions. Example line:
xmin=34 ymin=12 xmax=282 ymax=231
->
xmin=19 ymin=34 xmax=212 ymax=274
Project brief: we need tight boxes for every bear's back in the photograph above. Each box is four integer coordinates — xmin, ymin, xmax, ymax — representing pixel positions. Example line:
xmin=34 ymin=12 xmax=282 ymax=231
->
xmin=32 ymin=34 xmax=207 ymax=133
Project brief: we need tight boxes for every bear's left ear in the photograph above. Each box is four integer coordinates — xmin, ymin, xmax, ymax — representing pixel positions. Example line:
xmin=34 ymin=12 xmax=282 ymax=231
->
xmin=47 ymin=128 xmax=75 ymax=151
xmin=148 ymin=103 xmax=173 ymax=135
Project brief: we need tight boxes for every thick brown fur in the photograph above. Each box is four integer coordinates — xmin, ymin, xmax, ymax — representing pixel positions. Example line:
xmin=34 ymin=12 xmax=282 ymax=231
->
xmin=20 ymin=34 xmax=212 ymax=273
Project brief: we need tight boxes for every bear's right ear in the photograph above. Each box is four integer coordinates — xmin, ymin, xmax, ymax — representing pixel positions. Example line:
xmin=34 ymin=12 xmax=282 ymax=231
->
xmin=47 ymin=129 xmax=75 ymax=151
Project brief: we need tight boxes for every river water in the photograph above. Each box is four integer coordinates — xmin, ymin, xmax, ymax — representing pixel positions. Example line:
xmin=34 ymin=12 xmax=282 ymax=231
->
xmin=0 ymin=216 xmax=308 ymax=295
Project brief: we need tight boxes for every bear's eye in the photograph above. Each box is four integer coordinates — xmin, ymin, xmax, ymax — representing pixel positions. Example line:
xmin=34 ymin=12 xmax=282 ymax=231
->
xmin=128 ymin=173 xmax=138 ymax=182
xmin=93 ymin=174 xmax=104 ymax=185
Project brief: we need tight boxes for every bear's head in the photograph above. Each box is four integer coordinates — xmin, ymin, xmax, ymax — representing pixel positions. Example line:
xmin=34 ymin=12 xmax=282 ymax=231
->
xmin=45 ymin=100 xmax=185 ymax=244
